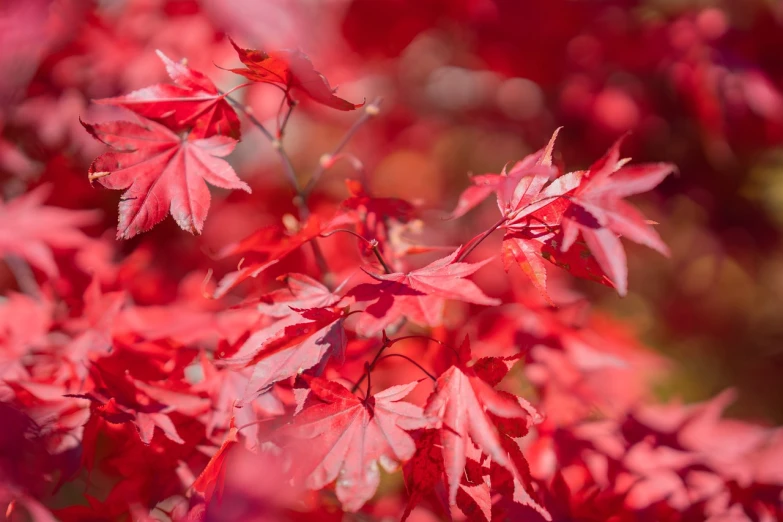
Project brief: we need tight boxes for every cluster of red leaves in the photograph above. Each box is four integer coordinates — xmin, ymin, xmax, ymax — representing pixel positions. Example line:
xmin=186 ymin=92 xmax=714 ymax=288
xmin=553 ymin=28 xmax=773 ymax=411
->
xmin=1 ymin=3 xmax=782 ymax=522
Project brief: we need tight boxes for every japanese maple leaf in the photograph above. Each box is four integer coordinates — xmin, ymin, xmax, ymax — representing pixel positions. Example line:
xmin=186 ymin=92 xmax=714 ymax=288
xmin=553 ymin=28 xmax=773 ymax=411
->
xmin=193 ymin=354 xmax=283 ymax=441
xmin=343 ymin=179 xmax=414 ymax=222
xmin=0 ymin=184 xmax=98 ymax=277
xmin=228 ymin=38 xmax=363 ymax=111
xmin=5 ymin=379 xmax=91 ymax=455
xmin=402 ymin=430 xmax=449 ymax=521
xmin=449 ymin=129 xmax=598 ymax=301
xmin=455 ymin=442 xmax=493 ymax=522
xmin=219 ymin=308 xmax=347 ymax=404
xmin=560 ymin=137 xmax=675 ymax=295
xmin=349 ymin=248 xmax=500 ymax=336
xmin=0 ymin=292 xmax=52 ymax=375
xmin=341 ymin=178 xmax=415 ymax=256
xmin=446 ymin=128 xmax=561 ymax=220
xmin=280 ymin=378 xmax=431 ymax=512
xmin=82 ymin=117 xmax=250 ymax=239
xmin=402 ymin=431 xmax=492 ymax=522
xmin=254 ymin=273 xmax=340 ymax=317
xmin=489 ymin=435 xmax=552 ymax=521
xmin=193 ymin=419 xmax=239 ymax=503
xmin=72 ymin=363 xmax=207 ymax=445
xmin=423 ymin=337 xmax=541 ymax=505
xmin=501 ymin=226 xmax=612 ymax=303
xmin=57 ymin=278 xmax=125 ymax=381
xmin=214 ymin=214 xmax=349 ymax=298
xmin=96 ymin=50 xmax=241 ymax=139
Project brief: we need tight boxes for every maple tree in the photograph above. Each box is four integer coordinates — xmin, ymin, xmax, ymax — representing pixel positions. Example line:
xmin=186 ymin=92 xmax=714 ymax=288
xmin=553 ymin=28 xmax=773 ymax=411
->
xmin=1 ymin=3 xmax=783 ymax=522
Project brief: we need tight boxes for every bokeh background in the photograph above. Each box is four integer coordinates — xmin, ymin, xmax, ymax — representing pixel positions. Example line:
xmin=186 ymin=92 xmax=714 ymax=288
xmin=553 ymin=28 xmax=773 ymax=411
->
xmin=2 ymin=0 xmax=782 ymax=426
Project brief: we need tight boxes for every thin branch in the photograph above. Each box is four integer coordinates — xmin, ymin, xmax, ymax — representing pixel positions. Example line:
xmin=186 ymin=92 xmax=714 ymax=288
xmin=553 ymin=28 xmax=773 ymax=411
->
xmin=273 ymin=93 xmax=288 ymax=137
xmin=224 ymin=93 xmax=274 ymax=140
xmin=226 ymin=93 xmax=332 ymax=284
xmin=278 ymin=100 xmax=297 ymax=138
xmin=302 ymin=97 xmax=382 ymax=199
xmin=226 ymin=92 xmax=303 ymax=192
xmin=377 ymin=354 xmax=436 ymax=381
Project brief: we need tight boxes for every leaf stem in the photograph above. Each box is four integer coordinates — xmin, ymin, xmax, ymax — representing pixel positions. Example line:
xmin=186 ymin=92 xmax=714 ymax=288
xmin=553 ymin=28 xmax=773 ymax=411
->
xmin=278 ymin=99 xmax=296 ymax=138
xmin=456 ymin=216 xmax=507 ymax=263
xmin=369 ymin=240 xmax=393 ymax=274
xmin=236 ymin=418 xmax=273 ymax=433
xmin=351 ymin=337 xmax=389 ymax=393
xmin=387 ymin=334 xmax=459 ymax=357
xmin=220 ymin=82 xmax=254 ymax=98
xmin=350 ymin=333 xmax=453 ymax=394
xmin=377 ymin=354 xmax=436 ymax=381
xmin=319 ymin=229 xmax=393 ymax=274
xmin=364 ymin=361 xmax=373 ymax=398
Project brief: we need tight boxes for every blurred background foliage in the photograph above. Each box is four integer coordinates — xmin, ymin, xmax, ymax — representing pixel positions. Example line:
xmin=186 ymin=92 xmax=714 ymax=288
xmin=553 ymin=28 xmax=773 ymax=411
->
xmin=2 ymin=0 xmax=782 ymax=422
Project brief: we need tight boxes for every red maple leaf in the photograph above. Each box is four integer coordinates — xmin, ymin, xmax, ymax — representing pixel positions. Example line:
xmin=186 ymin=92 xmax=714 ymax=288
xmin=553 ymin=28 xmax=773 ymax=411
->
xmin=82 ymin=118 xmax=251 ymax=239
xmin=219 ymin=307 xmax=347 ymax=404
xmin=254 ymin=273 xmax=340 ymax=317
xmin=341 ymin=178 xmax=415 ymax=258
xmin=560 ymin=138 xmax=675 ymax=295
xmin=192 ymin=354 xmax=283 ymax=442
xmin=501 ymin=226 xmax=612 ymax=303
xmin=401 ymin=429 xmax=449 ymax=521
xmin=349 ymin=248 xmax=500 ymax=335
xmin=213 ymin=214 xmax=351 ymax=298
xmin=96 ymin=50 xmax=241 ymax=139
xmin=450 ymin=130 xmax=605 ymax=301
xmin=402 ymin=424 xmax=548 ymax=521
xmin=446 ymin=128 xmax=561 ymax=221
xmin=423 ymin=337 xmax=541 ymax=506
xmin=57 ymin=278 xmax=125 ymax=381
xmin=489 ymin=436 xmax=551 ymax=521
xmin=193 ymin=419 xmax=239 ymax=503
xmin=0 ymin=185 xmax=98 ymax=277
xmin=228 ymin=38 xmax=363 ymax=111
xmin=72 ymin=358 xmax=208 ymax=445
xmin=280 ymin=378 xmax=432 ymax=511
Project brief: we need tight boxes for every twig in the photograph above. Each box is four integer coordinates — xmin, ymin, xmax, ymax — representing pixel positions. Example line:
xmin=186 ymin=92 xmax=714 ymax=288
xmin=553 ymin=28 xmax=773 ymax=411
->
xmin=225 ymin=93 xmax=331 ymax=282
xmin=301 ymin=97 xmax=383 ymax=199
xmin=225 ymin=94 xmax=299 ymax=192
xmin=278 ymin=100 xmax=297 ymax=138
